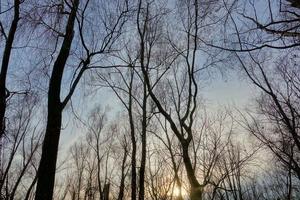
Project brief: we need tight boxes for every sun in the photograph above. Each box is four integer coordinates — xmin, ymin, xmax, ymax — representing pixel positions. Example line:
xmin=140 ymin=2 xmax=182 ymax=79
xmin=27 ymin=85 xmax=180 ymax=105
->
xmin=173 ymin=186 xmax=181 ymax=197
xmin=172 ymin=186 xmax=187 ymax=198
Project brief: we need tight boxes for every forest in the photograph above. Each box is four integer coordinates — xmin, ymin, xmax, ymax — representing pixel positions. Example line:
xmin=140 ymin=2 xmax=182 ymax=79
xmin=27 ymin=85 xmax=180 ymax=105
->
xmin=0 ymin=0 xmax=300 ymax=199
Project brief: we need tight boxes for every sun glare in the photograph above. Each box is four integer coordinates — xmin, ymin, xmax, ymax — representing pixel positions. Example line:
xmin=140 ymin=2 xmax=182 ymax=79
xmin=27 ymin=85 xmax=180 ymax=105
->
xmin=173 ymin=186 xmax=181 ymax=197
xmin=172 ymin=186 xmax=187 ymax=198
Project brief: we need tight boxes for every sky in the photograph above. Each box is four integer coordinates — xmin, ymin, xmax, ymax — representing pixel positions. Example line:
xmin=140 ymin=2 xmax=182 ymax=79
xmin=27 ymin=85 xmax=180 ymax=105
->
xmin=58 ymin=67 xmax=256 ymax=156
xmin=1 ymin=0 xmax=262 ymax=168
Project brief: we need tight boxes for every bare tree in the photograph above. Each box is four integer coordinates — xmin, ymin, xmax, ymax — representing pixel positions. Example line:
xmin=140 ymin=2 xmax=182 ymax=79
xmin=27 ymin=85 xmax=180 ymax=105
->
xmin=235 ymin=50 xmax=300 ymax=182
xmin=2 ymin=0 xmax=300 ymax=200
xmin=137 ymin=0 xmax=202 ymax=198
xmin=97 ymin=65 xmax=139 ymax=200
xmin=85 ymin=108 xmax=122 ymax=200
xmin=93 ymin=44 xmax=153 ymax=199
xmin=0 ymin=93 xmax=41 ymax=199
xmin=34 ymin=1 xmax=80 ymax=198
xmin=199 ymin=0 xmax=300 ymax=51
xmin=0 ymin=0 xmax=21 ymax=141
xmin=197 ymin=0 xmax=300 ymax=196
xmin=150 ymin=115 xmax=184 ymax=200
xmin=117 ymin=137 xmax=129 ymax=200
xmin=35 ymin=0 xmax=128 ymax=199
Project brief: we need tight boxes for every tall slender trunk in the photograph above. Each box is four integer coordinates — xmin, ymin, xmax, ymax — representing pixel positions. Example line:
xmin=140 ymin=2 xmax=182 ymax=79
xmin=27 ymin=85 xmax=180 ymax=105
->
xmin=0 ymin=0 xmax=20 ymax=139
xmin=103 ymin=183 xmax=110 ymax=200
xmin=34 ymin=1 xmax=79 ymax=199
xmin=138 ymin=80 xmax=147 ymax=200
xmin=118 ymin=147 xmax=128 ymax=200
xmin=96 ymin=141 xmax=103 ymax=200
xmin=137 ymin=2 xmax=148 ymax=198
xmin=129 ymin=95 xmax=137 ymax=200
xmin=0 ymin=1 xmax=20 ymax=174
xmin=129 ymin=70 xmax=137 ymax=200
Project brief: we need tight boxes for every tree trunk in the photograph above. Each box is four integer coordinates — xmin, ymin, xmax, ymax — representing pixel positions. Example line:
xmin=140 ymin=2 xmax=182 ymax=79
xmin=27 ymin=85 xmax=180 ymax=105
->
xmin=128 ymin=70 xmax=137 ymax=200
xmin=129 ymin=102 xmax=137 ymax=200
xmin=182 ymin=145 xmax=202 ymax=200
xmin=138 ymin=81 xmax=147 ymax=200
xmin=0 ymin=0 xmax=20 ymax=150
xmin=118 ymin=147 xmax=128 ymax=200
xmin=103 ymin=183 xmax=110 ymax=200
xmin=34 ymin=1 xmax=79 ymax=199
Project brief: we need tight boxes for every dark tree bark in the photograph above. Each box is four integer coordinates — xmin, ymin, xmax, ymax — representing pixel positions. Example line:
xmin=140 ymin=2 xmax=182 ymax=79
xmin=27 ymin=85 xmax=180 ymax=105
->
xmin=103 ymin=183 xmax=110 ymax=200
xmin=34 ymin=1 xmax=79 ymax=199
xmin=182 ymin=144 xmax=202 ymax=200
xmin=0 ymin=0 xmax=20 ymax=143
xmin=128 ymin=71 xmax=137 ymax=200
xmin=286 ymin=0 xmax=300 ymax=9
xmin=118 ymin=141 xmax=128 ymax=200
xmin=138 ymin=52 xmax=148 ymax=200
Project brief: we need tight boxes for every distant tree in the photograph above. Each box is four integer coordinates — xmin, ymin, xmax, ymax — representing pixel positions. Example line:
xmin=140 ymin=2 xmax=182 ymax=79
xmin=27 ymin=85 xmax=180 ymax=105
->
xmin=237 ymin=51 xmax=300 ymax=183
xmin=134 ymin=0 xmax=237 ymax=199
xmin=137 ymin=0 xmax=203 ymax=198
xmin=151 ymin=116 xmax=184 ymax=200
xmin=117 ymin=136 xmax=129 ymax=200
xmin=95 ymin=64 xmax=139 ymax=200
xmin=199 ymin=0 xmax=300 ymax=192
xmin=0 ymin=93 xmax=42 ymax=199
